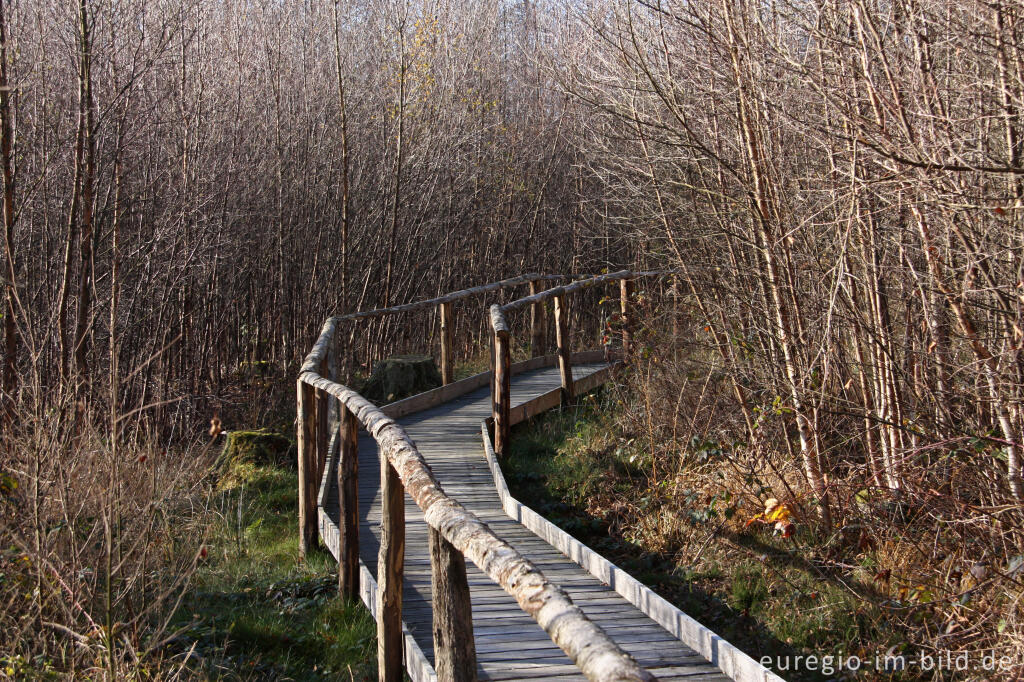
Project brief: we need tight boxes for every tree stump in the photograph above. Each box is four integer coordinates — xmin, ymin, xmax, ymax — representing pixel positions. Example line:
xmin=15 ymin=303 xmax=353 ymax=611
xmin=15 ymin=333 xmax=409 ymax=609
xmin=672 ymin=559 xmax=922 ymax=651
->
xmin=361 ymin=354 xmax=442 ymax=404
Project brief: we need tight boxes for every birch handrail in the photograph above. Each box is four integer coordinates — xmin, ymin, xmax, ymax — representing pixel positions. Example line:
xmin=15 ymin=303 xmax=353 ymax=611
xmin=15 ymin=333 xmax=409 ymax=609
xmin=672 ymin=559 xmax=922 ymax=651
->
xmin=296 ymin=278 xmax=656 ymax=682
xmin=322 ymin=273 xmax=566 ymax=384
xmin=325 ymin=273 xmax=566 ymax=324
xmin=488 ymin=269 xmax=676 ymax=458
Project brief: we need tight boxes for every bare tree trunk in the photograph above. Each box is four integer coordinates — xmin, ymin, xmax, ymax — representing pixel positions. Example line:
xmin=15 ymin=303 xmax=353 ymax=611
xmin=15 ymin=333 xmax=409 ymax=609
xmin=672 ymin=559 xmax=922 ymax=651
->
xmin=723 ymin=0 xmax=831 ymax=526
xmin=384 ymin=9 xmax=407 ymax=309
xmin=0 ymin=0 xmax=17 ymax=416
xmin=72 ymin=0 xmax=96 ymax=381
xmin=333 ymin=0 xmax=351 ymax=316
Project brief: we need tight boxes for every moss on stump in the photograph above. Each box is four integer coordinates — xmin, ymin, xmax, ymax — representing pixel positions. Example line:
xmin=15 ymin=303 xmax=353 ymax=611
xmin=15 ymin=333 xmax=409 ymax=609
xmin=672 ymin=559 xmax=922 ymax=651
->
xmin=216 ymin=428 xmax=294 ymax=476
xmin=360 ymin=354 xmax=442 ymax=404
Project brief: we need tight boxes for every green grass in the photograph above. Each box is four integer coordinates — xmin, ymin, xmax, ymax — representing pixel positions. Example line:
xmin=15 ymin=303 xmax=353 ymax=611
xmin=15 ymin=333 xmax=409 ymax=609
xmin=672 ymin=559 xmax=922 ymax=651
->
xmin=503 ymin=393 xmax=910 ymax=681
xmin=453 ymin=353 xmax=491 ymax=381
xmin=169 ymin=463 xmax=376 ymax=680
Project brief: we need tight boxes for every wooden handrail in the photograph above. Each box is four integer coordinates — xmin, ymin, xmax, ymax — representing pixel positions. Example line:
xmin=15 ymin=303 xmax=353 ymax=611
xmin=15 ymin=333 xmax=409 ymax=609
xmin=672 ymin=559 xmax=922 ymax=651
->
xmin=488 ymin=269 xmax=673 ymax=458
xmin=322 ymin=273 xmax=565 ymax=326
xmin=492 ymin=269 xmax=674 ymax=321
xmin=297 ymin=277 xmax=656 ymax=682
xmin=298 ymin=366 xmax=653 ymax=682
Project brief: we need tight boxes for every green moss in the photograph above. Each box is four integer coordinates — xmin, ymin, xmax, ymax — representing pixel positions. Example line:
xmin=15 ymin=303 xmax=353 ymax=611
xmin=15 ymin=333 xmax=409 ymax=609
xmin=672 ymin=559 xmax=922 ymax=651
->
xmin=216 ymin=429 xmax=293 ymax=483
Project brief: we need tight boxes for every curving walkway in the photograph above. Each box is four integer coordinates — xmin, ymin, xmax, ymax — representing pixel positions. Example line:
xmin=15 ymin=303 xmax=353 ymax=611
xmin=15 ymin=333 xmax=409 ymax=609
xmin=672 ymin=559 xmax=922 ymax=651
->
xmin=322 ymin=363 xmax=734 ymax=681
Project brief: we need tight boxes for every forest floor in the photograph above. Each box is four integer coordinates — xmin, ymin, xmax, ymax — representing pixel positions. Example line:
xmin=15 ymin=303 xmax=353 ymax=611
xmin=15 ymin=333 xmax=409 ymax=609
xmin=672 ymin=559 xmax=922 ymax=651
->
xmin=503 ymin=391 xmax=920 ymax=682
xmin=165 ymin=461 xmax=376 ymax=681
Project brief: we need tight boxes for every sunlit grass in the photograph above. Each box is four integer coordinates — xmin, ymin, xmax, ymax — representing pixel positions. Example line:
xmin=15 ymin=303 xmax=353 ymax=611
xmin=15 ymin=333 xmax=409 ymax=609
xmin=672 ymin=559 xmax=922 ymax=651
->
xmin=170 ymin=463 xmax=376 ymax=680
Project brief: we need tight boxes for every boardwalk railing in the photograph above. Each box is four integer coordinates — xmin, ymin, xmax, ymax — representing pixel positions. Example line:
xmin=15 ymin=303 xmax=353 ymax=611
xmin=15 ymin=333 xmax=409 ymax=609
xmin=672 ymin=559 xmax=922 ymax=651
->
xmin=296 ymin=275 xmax=656 ymax=682
xmin=489 ymin=269 xmax=671 ymax=457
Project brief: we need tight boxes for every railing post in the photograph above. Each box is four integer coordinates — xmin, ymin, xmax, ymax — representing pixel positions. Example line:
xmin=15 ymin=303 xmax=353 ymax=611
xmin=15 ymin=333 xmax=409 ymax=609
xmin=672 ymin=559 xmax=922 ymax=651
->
xmin=296 ymin=378 xmax=318 ymax=559
xmin=329 ymin=332 xmax=340 ymax=428
xmin=529 ymin=279 xmax=546 ymax=357
xmin=553 ymin=293 xmax=574 ymax=402
xmin=377 ymin=457 xmax=405 ymax=682
xmin=316 ymin=357 xmax=330 ymax=484
xmin=488 ymin=331 xmax=496 ymax=407
xmin=620 ymin=278 xmax=634 ymax=358
xmin=493 ymin=328 xmax=511 ymax=457
xmin=429 ymin=526 xmax=477 ymax=681
xmin=337 ymin=404 xmax=359 ymax=600
xmin=440 ymin=301 xmax=454 ymax=385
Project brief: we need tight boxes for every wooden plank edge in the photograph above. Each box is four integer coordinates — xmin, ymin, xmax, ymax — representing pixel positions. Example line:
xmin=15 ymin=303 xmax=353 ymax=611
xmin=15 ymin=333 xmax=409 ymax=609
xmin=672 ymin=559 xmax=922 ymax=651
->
xmin=381 ymin=371 xmax=492 ymax=419
xmin=319 ymin=506 xmax=438 ymax=682
xmin=317 ymin=431 xmax=340 ymax=509
xmin=478 ymin=422 xmax=784 ymax=682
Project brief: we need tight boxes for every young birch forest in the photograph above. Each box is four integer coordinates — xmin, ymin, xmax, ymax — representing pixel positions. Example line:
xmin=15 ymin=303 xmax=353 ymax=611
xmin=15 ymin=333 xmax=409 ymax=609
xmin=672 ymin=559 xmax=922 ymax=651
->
xmin=3 ymin=0 xmax=1024 ymax=678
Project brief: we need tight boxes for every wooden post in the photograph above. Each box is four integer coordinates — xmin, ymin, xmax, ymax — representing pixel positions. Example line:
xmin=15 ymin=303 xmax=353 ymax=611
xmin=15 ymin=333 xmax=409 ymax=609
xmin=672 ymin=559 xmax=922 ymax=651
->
xmin=337 ymin=404 xmax=359 ymax=600
xmin=429 ymin=526 xmax=477 ymax=681
xmin=316 ymin=358 xmax=330 ymax=485
xmin=488 ymin=331 xmax=496 ymax=408
xmin=440 ymin=301 xmax=454 ymax=385
xmin=529 ymin=279 xmax=546 ymax=357
xmin=553 ymin=294 xmax=574 ymax=402
xmin=296 ymin=378 xmax=318 ymax=559
xmin=328 ymin=333 xmax=340 ymax=428
xmin=620 ymin=278 xmax=634 ymax=358
xmin=493 ymin=329 xmax=511 ymax=457
xmin=377 ymin=458 xmax=405 ymax=682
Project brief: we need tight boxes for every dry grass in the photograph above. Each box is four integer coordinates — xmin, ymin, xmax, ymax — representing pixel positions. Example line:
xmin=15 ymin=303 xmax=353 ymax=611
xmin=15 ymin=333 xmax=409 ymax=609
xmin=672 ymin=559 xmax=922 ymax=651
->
xmin=1 ymin=396 xmax=217 ymax=678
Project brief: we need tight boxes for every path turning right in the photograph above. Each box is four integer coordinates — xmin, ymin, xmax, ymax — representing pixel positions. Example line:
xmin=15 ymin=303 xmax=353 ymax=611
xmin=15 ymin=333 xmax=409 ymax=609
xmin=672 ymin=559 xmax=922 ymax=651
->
xmin=325 ymin=363 xmax=733 ymax=681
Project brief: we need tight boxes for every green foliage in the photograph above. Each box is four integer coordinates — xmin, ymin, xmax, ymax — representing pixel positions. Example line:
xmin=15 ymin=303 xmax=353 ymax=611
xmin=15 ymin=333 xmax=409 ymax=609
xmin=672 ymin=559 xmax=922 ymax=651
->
xmin=729 ymin=563 xmax=769 ymax=612
xmin=1 ymin=654 xmax=60 ymax=680
xmin=0 ymin=471 xmax=16 ymax=497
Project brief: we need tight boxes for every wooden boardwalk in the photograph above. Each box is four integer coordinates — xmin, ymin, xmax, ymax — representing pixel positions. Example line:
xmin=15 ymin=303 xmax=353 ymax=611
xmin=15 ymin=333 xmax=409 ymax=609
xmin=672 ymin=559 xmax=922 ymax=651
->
xmin=321 ymin=362 xmax=732 ymax=681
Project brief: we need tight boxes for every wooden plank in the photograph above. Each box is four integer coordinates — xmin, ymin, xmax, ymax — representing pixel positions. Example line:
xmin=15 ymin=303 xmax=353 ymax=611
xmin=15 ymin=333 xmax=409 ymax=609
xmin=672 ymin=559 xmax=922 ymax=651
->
xmin=572 ymin=365 xmax=614 ymax=398
xmin=509 ymin=387 xmax=562 ymax=427
xmin=382 ymin=371 xmax=491 ymax=420
xmin=553 ymin=295 xmax=573 ymax=402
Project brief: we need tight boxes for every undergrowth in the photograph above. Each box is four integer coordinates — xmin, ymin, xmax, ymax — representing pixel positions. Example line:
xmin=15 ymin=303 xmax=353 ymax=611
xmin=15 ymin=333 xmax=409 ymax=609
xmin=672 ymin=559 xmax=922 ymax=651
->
xmin=1 ymin=389 xmax=375 ymax=680
xmin=503 ymin=391 xmax=963 ymax=681
xmin=166 ymin=464 xmax=376 ymax=681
